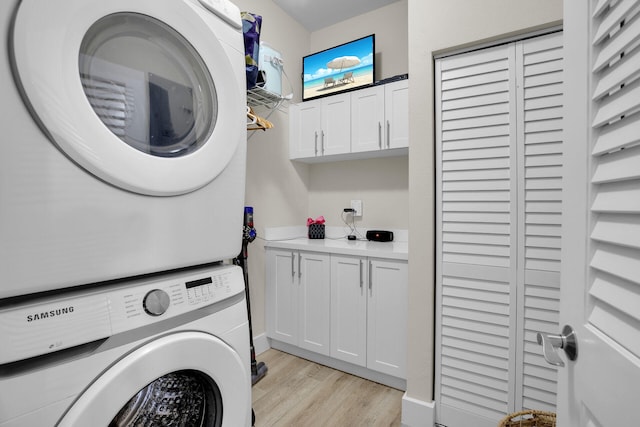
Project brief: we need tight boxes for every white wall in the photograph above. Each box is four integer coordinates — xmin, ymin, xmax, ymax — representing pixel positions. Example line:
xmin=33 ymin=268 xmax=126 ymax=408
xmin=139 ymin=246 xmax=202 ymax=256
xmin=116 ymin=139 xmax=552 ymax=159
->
xmin=232 ymin=0 xmax=310 ymax=340
xmin=406 ymin=0 xmax=563 ymax=412
xmin=232 ymin=0 xmax=409 ymax=339
xmin=309 ymin=1 xmax=409 ymax=82
xmin=308 ymin=156 xmax=409 ymax=230
xmin=232 ymin=1 xmax=563 ymax=422
xmin=307 ymin=1 xmax=409 ymax=231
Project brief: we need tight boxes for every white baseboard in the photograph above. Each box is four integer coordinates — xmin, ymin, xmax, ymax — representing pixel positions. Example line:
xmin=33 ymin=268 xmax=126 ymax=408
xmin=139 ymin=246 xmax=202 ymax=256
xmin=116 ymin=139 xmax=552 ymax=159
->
xmin=269 ymin=339 xmax=406 ymax=390
xmin=401 ymin=394 xmax=435 ymax=427
xmin=252 ymin=333 xmax=270 ymax=355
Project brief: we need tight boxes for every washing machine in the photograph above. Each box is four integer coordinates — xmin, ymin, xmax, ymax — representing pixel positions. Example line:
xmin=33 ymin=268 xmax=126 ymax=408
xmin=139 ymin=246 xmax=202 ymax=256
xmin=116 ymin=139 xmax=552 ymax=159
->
xmin=0 ymin=264 xmax=251 ymax=426
xmin=1 ymin=0 xmax=247 ymax=299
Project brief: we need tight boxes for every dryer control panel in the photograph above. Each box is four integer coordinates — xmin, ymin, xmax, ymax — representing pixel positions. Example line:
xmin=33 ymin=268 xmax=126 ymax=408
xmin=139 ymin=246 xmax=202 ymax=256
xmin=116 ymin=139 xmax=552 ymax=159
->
xmin=0 ymin=265 xmax=244 ymax=365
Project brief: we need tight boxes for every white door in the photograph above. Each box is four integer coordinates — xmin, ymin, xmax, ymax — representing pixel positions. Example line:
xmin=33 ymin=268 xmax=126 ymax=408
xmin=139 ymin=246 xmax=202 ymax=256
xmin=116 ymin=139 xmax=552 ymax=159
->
xmin=265 ymin=249 xmax=298 ymax=346
xmin=367 ymin=258 xmax=408 ymax=378
xmin=559 ymin=0 xmax=640 ymax=425
xmin=331 ymin=255 xmax=367 ymax=366
xmin=320 ymin=93 xmax=351 ymax=156
xmin=298 ymin=251 xmax=331 ymax=355
xmin=290 ymin=101 xmax=321 ymax=159
xmin=435 ymin=32 xmax=563 ymax=425
xmin=384 ymin=80 xmax=409 ymax=149
xmin=351 ymin=86 xmax=385 ymax=153
xmin=12 ymin=0 xmax=243 ymax=196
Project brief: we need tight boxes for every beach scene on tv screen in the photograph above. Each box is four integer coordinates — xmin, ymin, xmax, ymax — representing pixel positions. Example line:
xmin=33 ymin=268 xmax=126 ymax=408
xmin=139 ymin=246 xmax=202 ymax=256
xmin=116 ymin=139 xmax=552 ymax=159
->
xmin=303 ymin=36 xmax=374 ymax=100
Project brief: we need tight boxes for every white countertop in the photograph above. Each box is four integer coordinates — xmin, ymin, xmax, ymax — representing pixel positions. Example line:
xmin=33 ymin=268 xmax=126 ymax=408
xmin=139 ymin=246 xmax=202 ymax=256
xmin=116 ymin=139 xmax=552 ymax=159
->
xmin=263 ymin=226 xmax=408 ymax=261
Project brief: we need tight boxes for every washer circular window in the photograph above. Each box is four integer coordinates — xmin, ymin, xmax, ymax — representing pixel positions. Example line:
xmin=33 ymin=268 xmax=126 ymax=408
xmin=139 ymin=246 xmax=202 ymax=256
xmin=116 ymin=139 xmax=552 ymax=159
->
xmin=79 ymin=13 xmax=217 ymax=158
xmin=110 ymin=370 xmax=222 ymax=426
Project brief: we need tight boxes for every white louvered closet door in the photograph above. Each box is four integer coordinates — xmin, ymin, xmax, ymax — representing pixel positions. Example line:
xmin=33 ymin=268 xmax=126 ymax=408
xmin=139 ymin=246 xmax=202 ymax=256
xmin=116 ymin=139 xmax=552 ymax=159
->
xmin=435 ymin=32 xmax=563 ymax=427
xmin=559 ymin=0 xmax=640 ymax=424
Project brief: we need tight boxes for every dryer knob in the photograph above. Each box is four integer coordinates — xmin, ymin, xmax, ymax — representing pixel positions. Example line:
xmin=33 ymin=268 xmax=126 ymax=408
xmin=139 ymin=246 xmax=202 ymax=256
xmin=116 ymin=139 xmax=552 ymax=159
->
xmin=143 ymin=289 xmax=171 ymax=316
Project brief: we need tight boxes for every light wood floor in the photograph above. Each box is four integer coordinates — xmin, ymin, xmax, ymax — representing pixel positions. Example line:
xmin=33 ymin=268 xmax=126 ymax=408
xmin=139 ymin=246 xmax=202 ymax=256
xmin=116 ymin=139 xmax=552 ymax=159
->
xmin=251 ymin=349 xmax=402 ymax=427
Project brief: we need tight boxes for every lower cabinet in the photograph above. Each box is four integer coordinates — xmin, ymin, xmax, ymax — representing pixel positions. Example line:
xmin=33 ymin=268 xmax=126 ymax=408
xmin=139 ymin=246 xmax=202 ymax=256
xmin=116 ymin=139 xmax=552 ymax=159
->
xmin=266 ymin=248 xmax=407 ymax=380
xmin=331 ymin=255 xmax=407 ymax=378
xmin=265 ymin=249 xmax=331 ymax=355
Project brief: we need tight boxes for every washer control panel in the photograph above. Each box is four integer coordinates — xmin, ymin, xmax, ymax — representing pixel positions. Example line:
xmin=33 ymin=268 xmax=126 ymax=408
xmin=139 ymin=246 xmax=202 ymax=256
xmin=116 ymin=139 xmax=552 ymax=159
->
xmin=0 ymin=265 xmax=244 ymax=365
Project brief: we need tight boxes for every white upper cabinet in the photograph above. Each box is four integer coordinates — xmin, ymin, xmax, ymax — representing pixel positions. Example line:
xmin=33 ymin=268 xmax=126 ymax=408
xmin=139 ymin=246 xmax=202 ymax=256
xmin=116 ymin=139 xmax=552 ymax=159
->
xmin=289 ymin=93 xmax=350 ymax=160
xmin=320 ymin=94 xmax=352 ymax=156
xmin=289 ymin=101 xmax=321 ymax=159
xmin=351 ymin=85 xmax=386 ymax=153
xmin=384 ymin=80 xmax=409 ymax=149
xmin=290 ymin=79 xmax=408 ymax=162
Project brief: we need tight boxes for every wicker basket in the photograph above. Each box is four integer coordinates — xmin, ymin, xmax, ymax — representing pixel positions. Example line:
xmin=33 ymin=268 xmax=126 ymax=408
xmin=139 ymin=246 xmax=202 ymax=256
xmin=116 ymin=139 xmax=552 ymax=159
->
xmin=498 ymin=410 xmax=556 ymax=427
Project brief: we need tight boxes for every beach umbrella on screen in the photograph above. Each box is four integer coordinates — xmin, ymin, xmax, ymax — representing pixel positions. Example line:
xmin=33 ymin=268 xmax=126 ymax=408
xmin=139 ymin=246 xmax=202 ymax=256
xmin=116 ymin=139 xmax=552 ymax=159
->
xmin=326 ymin=56 xmax=361 ymax=71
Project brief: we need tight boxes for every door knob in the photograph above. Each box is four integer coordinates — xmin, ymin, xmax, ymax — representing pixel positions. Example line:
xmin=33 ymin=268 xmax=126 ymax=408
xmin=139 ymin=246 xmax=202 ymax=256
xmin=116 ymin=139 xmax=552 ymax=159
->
xmin=536 ymin=325 xmax=577 ymax=367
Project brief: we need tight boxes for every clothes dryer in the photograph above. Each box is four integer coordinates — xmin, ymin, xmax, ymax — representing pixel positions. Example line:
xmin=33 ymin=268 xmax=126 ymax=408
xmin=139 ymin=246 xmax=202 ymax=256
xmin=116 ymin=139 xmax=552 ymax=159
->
xmin=1 ymin=0 xmax=246 ymax=298
xmin=0 ymin=264 xmax=251 ymax=426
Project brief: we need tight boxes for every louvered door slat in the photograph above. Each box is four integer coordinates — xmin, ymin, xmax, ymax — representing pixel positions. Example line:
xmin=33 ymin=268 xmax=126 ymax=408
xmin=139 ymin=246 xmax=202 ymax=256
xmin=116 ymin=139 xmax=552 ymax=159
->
xmin=441 ymin=69 xmax=510 ymax=91
xmin=591 ymin=214 xmax=640 ymax=248
xmin=592 ymin=143 xmax=640 ymax=183
xmin=442 ymin=113 xmax=511 ymax=131
xmin=443 ymin=335 xmax=509 ymax=360
xmin=443 ymin=179 xmax=511 ymax=192
xmin=525 ymin=95 xmax=562 ymax=111
xmin=592 ymin=111 xmax=640 ymax=155
xmin=592 ymin=77 xmax=640 ymax=127
xmin=592 ymin=0 xmax=639 ymax=45
xmin=440 ymin=48 xmax=509 ymax=73
xmin=524 ymin=130 xmax=562 ymax=145
xmin=442 ymin=145 xmax=509 ymax=161
xmin=590 ymin=275 xmax=640 ymax=321
xmin=442 ymin=102 xmax=510 ymax=121
xmin=525 ymin=142 xmax=562 ymax=156
xmin=594 ymin=32 xmax=640 ymax=86
xmin=593 ymin=20 xmax=640 ymax=99
xmin=592 ymin=180 xmax=640 ymax=212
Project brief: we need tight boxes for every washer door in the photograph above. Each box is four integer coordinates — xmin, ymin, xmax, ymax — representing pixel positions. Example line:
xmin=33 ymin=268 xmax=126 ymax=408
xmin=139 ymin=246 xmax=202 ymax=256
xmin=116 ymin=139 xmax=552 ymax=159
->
xmin=57 ymin=332 xmax=251 ymax=426
xmin=12 ymin=0 xmax=243 ymax=196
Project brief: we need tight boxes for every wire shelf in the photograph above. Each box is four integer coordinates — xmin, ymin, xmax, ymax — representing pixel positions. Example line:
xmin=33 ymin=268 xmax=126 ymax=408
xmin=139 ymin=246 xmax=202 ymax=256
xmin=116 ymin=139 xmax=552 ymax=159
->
xmin=247 ymin=86 xmax=286 ymax=109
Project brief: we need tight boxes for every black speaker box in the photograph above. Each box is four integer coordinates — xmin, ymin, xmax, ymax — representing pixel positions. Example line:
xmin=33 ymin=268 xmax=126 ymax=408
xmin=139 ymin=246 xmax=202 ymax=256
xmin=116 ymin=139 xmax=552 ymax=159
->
xmin=366 ymin=230 xmax=394 ymax=242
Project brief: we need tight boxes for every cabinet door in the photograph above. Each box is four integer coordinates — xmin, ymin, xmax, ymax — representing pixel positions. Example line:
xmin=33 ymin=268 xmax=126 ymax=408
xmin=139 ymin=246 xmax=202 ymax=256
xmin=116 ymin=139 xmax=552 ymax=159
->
xmin=320 ymin=93 xmax=351 ymax=156
xmin=265 ymin=249 xmax=298 ymax=346
xmin=289 ymin=100 xmax=321 ymax=159
xmin=330 ymin=255 xmax=367 ymax=366
xmin=351 ymin=86 xmax=385 ymax=153
xmin=384 ymin=80 xmax=409 ymax=149
xmin=298 ymin=251 xmax=331 ymax=355
xmin=367 ymin=258 xmax=407 ymax=378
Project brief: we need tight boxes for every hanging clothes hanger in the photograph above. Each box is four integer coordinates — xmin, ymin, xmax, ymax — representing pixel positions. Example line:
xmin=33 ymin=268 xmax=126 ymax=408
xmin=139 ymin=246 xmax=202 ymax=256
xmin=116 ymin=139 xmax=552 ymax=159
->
xmin=246 ymin=106 xmax=273 ymax=131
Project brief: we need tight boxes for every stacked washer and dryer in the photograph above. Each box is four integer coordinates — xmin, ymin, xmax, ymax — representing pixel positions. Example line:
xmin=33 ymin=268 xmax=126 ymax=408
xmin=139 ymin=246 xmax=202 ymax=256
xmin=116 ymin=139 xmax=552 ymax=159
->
xmin=0 ymin=0 xmax=251 ymax=426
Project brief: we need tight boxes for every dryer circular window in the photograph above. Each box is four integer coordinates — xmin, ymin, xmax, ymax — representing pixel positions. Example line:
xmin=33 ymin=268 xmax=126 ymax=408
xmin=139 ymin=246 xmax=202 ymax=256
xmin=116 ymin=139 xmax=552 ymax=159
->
xmin=112 ymin=370 xmax=222 ymax=426
xmin=12 ymin=0 xmax=243 ymax=196
xmin=58 ymin=333 xmax=250 ymax=427
xmin=79 ymin=13 xmax=218 ymax=159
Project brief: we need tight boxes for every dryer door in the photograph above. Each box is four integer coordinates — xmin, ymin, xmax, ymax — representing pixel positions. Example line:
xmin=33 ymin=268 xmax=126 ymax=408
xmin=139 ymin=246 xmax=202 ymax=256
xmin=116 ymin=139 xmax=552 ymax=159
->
xmin=11 ymin=0 xmax=244 ymax=196
xmin=57 ymin=332 xmax=251 ymax=427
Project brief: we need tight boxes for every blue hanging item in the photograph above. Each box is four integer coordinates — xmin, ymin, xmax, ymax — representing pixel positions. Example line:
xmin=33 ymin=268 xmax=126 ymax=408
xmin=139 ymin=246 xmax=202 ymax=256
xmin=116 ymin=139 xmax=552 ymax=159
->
xmin=241 ymin=12 xmax=262 ymax=90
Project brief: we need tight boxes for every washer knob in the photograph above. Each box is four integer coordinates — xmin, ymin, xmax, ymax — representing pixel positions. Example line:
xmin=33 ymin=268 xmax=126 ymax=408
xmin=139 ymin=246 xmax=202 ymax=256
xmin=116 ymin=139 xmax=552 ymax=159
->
xmin=143 ymin=289 xmax=170 ymax=316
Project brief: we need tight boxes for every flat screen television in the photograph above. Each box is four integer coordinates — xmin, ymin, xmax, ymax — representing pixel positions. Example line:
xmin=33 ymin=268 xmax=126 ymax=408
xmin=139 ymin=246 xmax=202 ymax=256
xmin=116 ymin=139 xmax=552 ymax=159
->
xmin=302 ymin=34 xmax=375 ymax=102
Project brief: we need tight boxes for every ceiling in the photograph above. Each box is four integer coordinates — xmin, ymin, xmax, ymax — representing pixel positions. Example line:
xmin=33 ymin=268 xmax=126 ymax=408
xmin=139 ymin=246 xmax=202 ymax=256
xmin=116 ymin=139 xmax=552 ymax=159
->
xmin=271 ymin=0 xmax=401 ymax=32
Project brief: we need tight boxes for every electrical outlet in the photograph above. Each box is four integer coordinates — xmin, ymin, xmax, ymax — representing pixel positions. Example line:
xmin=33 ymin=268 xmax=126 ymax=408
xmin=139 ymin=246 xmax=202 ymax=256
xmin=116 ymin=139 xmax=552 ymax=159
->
xmin=350 ymin=200 xmax=363 ymax=217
